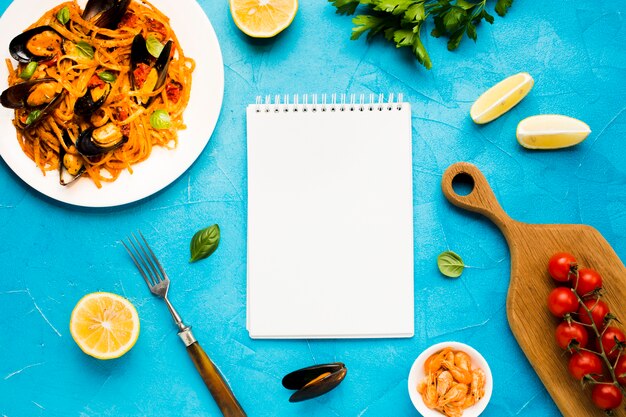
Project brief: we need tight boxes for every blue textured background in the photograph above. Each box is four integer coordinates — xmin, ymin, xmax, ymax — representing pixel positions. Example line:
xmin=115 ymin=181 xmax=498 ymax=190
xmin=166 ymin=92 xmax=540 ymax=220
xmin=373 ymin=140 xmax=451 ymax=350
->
xmin=1 ymin=0 xmax=625 ymax=416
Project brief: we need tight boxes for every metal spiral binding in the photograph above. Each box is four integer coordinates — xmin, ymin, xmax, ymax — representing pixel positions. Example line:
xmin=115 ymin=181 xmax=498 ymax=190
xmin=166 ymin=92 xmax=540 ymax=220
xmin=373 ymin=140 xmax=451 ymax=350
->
xmin=254 ymin=94 xmax=405 ymax=113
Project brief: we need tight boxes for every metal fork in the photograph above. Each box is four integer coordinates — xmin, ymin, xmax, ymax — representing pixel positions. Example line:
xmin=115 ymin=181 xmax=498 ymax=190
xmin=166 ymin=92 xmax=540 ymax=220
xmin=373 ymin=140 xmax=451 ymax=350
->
xmin=122 ymin=232 xmax=246 ymax=417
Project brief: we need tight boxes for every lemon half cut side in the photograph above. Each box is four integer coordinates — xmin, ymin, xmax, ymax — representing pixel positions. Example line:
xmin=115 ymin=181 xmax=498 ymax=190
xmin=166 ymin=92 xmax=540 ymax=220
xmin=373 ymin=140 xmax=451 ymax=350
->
xmin=70 ymin=292 xmax=140 ymax=360
xmin=230 ymin=0 xmax=298 ymax=38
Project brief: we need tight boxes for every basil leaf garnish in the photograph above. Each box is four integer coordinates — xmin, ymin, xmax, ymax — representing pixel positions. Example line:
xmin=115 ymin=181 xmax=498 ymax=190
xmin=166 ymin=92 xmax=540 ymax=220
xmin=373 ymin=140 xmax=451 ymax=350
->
xmin=190 ymin=224 xmax=220 ymax=263
xmin=25 ymin=110 xmax=42 ymax=126
xmin=57 ymin=6 xmax=70 ymax=25
xmin=437 ymin=251 xmax=465 ymax=278
xmin=146 ymin=35 xmax=164 ymax=58
xmin=19 ymin=62 xmax=37 ymax=80
xmin=76 ymin=41 xmax=94 ymax=60
xmin=98 ymin=71 xmax=117 ymax=83
xmin=150 ymin=109 xmax=171 ymax=129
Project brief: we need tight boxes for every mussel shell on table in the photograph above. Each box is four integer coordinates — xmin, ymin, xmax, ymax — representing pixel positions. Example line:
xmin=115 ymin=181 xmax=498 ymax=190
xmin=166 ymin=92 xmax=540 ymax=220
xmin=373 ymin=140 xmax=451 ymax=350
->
xmin=9 ymin=26 xmax=63 ymax=63
xmin=282 ymin=362 xmax=347 ymax=402
xmin=82 ymin=0 xmax=131 ymax=29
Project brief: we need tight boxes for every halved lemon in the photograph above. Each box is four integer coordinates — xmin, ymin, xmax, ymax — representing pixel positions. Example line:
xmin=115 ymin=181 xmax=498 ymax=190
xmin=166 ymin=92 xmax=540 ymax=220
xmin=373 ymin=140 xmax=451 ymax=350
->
xmin=470 ymin=72 xmax=534 ymax=124
xmin=230 ymin=0 xmax=298 ymax=38
xmin=517 ymin=115 xmax=591 ymax=149
xmin=70 ymin=292 xmax=140 ymax=360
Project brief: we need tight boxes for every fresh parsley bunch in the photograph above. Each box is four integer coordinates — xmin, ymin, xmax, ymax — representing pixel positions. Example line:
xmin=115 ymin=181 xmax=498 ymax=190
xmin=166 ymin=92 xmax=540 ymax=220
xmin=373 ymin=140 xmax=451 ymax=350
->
xmin=329 ymin=0 xmax=514 ymax=69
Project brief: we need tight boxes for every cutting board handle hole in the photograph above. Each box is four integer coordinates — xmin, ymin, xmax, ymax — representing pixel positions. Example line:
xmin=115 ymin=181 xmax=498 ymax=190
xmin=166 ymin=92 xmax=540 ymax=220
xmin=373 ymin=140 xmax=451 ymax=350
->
xmin=451 ymin=173 xmax=475 ymax=197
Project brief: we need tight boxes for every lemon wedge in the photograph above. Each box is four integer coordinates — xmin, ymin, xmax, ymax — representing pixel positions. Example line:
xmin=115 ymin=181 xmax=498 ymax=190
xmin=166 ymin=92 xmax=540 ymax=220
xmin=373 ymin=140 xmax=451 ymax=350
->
xmin=70 ymin=292 xmax=140 ymax=360
xmin=230 ymin=0 xmax=298 ymax=38
xmin=516 ymin=115 xmax=591 ymax=149
xmin=470 ymin=72 xmax=534 ymax=124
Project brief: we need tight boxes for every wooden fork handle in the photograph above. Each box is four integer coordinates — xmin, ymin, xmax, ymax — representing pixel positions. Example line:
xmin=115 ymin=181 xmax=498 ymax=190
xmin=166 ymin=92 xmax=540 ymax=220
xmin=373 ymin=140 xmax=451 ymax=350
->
xmin=186 ymin=341 xmax=247 ymax=417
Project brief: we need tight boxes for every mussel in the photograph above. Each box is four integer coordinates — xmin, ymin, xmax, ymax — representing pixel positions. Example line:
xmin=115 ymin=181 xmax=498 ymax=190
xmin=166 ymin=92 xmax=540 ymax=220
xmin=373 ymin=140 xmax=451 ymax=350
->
xmin=282 ymin=362 xmax=347 ymax=402
xmin=82 ymin=0 xmax=131 ymax=29
xmin=130 ymin=34 xmax=172 ymax=105
xmin=59 ymin=132 xmax=85 ymax=186
xmin=9 ymin=26 xmax=63 ymax=63
xmin=0 ymin=78 xmax=64 ymax=129
xmin=76 ymin=122 xmax=128 ymax=156
xmin=74 ymin=81 xmax=111 ymax=117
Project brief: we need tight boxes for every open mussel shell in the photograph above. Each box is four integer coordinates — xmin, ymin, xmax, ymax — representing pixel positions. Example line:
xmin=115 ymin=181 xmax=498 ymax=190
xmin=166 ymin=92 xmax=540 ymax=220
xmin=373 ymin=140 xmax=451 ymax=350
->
xmin=282 ymin=362 xmax=347 ymax=403
xmin=74 ymin=82 xmax=111 ymax=117
xmin=130 ymin=34 xmax=172 ymax=105
xmin=59 ymin=132 xmax=85 ymax=186
xmin=0 ymin=78 xmax=65 ymax=129
xmin=76 ymin=122 xmax=127 ymax=157
xmin=82 ymin=0 xmax=131 ymax=29
xmin=9 ymin=26 xmax=63 ymax=63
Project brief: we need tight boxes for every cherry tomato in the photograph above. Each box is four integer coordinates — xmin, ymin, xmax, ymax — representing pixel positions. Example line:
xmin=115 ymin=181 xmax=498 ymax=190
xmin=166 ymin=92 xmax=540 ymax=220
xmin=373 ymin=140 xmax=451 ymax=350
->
xmin=591 ymin=383 xmax=623 ymax=410
xmin=574 ymin=268 xmax=602 ymax=297
xmin=548 ymin=252 xmax=577 ymax=282
xmin=547 ymin=287 xmax=579 ymax=317
xmin=615 ymin=357 xmax=626 ymax=386
xmin=601 ymin=327 xmax=626 ymax=360
xmin=568 ymin=351 xmax=603 ymax=380
xmin=555 ymin=321 xmax=589 ymax=349
xmin=578 ymin=299 xmax=610 ymax=329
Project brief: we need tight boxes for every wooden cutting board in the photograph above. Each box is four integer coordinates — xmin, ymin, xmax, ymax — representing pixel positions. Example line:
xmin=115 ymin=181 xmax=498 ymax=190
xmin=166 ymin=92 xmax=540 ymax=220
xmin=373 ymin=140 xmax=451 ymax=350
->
xmin=441 ymin=162 xmax=626 ymax=417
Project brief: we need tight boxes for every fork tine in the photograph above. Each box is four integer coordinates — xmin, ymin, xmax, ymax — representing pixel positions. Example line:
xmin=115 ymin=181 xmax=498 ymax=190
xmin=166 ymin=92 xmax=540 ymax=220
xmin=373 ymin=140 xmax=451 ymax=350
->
xmin=131 ymin=232 xmax=164 ymax=283
xmin=138 ymin=231 xmax=169 ymax=281
xmin=129 ymin=233 xmax=159 ymax=284
xmin=121 ymin=240 xmax=154 ymax=289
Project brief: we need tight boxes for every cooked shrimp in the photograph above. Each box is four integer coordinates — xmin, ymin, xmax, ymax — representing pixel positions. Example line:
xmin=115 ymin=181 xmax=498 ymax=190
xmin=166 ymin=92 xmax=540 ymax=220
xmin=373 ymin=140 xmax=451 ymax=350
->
xmin=436 ymin=370 xmax=454 ymax=397
xmin=417 ymin=347 xmax=487 ymax=417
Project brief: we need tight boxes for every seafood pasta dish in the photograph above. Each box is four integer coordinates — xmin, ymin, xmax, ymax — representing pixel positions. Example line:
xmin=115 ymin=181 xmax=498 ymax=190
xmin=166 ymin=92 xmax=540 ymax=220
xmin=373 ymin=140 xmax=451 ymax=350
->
xmin=0 ymin=0 xmax=194 ymax=187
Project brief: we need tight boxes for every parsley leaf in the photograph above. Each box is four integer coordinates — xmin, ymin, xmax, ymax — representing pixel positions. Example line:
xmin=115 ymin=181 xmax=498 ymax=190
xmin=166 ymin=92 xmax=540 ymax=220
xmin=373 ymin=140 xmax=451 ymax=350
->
xmin=329 ymin=0 xmax=514 ymax=69
xmin=495 ymin=0 xmax=513 ymax=16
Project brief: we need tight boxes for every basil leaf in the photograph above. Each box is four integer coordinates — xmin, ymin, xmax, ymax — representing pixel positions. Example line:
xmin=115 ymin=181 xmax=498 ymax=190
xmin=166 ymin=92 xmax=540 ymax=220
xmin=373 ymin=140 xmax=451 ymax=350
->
xmin=57 ymin=6 xmax=70 ymax=25
xmin=190 ymin=224 xmax=220 ymax=263
xmin=98 ymin=71 xmax=117 ymax=83
xmin=76 ymin=41 xmax=94 ymax=60
xmin=150 ymin=109 xmax=171 ymax=129
xmin=19 ymin=62 xmax=37 ymax=80
xmin=146 ymin=35 xmax=164 ymax=58
xmin=25 ymin=110 xmax=42 ymax=126
xmin=437 ymin=251 xmax=465 ymax=278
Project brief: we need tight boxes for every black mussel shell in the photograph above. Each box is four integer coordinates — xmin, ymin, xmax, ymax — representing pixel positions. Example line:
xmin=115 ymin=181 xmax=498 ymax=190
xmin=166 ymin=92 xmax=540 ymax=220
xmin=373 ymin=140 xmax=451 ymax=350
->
xmin=282 ymin=362 xmax=347 ymax=403
xmin=0 ymin=78 xmax=60 ymax=109
xmin=59 ymin=132 xmax=85 ymax=186
xmin=82 ymin=0 xmax=131 ymax=29
xmin=76 ymin=123 xmax=127 ymax=157
xmin=1 ymin=78 xmax=64 ymax=130
xmin=74 ymin=82 xmax=111 ymax=117
xmin=130 ymin=34 xmax=172 ymax=105
xmin=9 ymin=26 xmax=63 ymax=63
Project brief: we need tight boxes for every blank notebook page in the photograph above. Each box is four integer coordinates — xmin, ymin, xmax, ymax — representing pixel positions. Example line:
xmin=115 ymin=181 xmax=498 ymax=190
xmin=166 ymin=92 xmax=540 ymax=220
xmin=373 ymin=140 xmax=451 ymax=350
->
xmin=246 ymin=98 xmax=414 ymax=338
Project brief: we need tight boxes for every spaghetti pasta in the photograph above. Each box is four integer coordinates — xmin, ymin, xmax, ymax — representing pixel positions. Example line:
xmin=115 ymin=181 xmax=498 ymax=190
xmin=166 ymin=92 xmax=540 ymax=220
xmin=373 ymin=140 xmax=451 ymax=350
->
xmin=2 ymin=0 xmax=194 ymax=187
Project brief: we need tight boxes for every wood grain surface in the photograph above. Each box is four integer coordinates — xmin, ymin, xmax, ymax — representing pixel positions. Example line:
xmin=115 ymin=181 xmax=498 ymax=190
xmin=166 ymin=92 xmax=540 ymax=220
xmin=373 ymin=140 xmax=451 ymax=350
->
xmin=442 ymin=162 xmax=626 ymax=417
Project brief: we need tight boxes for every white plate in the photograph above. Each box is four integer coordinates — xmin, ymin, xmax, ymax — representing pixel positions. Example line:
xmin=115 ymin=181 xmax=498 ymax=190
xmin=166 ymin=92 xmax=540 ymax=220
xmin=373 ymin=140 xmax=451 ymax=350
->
xmin=408 ymin=341 xmax=493 ymax=417
xmin=0 ymin=0 xmax=224 ymax=207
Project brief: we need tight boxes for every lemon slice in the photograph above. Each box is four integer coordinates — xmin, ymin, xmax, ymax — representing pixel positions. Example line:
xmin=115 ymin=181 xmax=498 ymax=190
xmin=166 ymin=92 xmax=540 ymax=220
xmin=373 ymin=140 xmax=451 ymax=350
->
xmin=70 ymin=292 xmax=140 ymax=360
xmin=470 ymin=72 xmax=534 ymax=124
xmin=230 ymin=0 xmax=298 ymax=38
xmin=517 ymin=115 xmax=591 ymax=149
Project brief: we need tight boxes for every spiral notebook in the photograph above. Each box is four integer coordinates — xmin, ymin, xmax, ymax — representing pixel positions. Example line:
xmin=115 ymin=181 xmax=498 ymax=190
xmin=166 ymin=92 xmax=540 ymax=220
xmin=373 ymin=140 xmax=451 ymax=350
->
xmin=246 ymin=94 xmax=414 ymax=339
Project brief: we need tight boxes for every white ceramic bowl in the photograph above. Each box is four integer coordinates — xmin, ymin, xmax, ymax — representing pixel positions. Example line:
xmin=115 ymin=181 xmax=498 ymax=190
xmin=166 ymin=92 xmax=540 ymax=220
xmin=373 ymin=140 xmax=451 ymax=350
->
xmin=408 ymin=341 xmax=493 ymax=417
